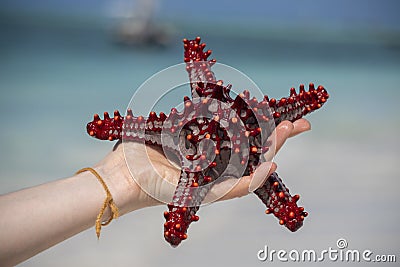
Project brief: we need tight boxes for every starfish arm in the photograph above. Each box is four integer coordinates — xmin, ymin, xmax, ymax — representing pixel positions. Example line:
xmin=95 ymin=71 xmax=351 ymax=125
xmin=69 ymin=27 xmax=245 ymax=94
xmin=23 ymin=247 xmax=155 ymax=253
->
xmin=254 ymin=172 xmax=308 ymax=232
xmin=183 ymin=37 xmax=217 ymax=98
xmin=266 ymin=84 xmax=330 ymax=125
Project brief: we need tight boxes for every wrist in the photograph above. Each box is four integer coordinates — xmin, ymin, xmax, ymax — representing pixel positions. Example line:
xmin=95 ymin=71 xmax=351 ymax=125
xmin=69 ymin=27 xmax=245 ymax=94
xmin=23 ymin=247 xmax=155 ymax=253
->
xmin=93 ymin=160 xmax=140 ymax=216
xmin=92 ymin=144 xmax=160 ymax=215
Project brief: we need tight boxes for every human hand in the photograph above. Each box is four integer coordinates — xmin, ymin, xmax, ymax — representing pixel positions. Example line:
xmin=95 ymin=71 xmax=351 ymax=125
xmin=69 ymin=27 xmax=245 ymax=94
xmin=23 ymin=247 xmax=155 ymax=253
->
xmin=0 ymin=118 xmax=312 ymax=266
xmin=93 ymin=119 xmax=311 ymax=215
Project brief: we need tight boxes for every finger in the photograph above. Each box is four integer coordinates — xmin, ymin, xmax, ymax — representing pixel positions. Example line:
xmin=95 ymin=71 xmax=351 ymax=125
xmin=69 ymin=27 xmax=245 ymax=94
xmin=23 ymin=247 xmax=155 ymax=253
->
xmin=218 ymin=162 xmax=277 ymax=201
xmin=275 ymin=121 xmax=294 ymax=154
xmin=289 ymin=118 xmax=311 ymax=138
xmin=263 ymin=121 xmax=293 ymax=161
xmin=248 ymin=161 xmax=275 ymax=192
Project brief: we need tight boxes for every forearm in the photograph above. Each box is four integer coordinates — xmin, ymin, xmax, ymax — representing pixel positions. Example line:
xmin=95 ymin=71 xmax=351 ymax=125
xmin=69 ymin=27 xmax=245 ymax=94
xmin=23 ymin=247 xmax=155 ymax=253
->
xmin=0 ymin=168 xmax=138 ymax=266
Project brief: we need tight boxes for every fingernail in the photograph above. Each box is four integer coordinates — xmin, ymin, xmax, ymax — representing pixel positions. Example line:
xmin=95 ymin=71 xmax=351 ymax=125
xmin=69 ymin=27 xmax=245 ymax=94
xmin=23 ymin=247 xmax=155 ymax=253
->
xmin=278 ymin=121 xmax=294 ymax=132
xmin=248 ymin=162 xmax=273 ymax=192
xmin=293 ymin=119 xmax=311 ymax=132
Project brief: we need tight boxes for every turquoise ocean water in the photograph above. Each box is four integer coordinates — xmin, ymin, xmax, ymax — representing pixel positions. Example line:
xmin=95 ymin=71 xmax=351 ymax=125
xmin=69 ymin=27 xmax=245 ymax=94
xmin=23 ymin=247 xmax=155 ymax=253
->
xmin=1 ymin=15 xmax=399 ymax=266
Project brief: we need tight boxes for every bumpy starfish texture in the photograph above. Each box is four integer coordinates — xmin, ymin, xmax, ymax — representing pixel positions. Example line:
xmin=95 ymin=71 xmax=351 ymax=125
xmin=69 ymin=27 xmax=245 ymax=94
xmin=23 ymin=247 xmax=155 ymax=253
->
xmin=86 ymin=37 xmax=329 ymax=247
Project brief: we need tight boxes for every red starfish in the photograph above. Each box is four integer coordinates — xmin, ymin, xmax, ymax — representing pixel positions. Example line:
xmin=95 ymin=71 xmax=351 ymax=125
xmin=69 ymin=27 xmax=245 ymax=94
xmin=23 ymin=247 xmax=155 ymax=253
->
xmin=86 ymin=37 xmax=329 ymax=247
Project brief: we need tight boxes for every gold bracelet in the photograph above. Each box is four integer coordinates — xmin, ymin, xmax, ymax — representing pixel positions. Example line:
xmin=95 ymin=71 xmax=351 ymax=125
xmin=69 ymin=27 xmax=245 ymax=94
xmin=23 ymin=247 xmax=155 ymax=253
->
xmin=76 ymin=167 xmax=119 ymax=238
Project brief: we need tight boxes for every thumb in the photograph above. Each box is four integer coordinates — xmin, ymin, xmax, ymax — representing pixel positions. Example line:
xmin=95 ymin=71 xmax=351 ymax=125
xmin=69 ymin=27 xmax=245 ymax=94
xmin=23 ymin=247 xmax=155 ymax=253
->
xmin=248 ymin=162 xmax=277 ymax=192
xmin=216 ymin=162 xmax=277 ymax=201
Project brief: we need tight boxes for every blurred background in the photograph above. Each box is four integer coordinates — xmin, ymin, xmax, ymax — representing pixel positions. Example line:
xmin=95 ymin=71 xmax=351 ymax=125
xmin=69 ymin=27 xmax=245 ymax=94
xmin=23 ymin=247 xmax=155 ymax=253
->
xmin=1 ymin=0 xmax=399 ymax=266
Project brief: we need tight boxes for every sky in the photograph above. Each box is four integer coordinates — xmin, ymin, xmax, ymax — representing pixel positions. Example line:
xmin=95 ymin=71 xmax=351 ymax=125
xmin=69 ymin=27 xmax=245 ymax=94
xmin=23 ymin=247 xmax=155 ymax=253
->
xmin=0 ymin=0 xmax=399 ymax=31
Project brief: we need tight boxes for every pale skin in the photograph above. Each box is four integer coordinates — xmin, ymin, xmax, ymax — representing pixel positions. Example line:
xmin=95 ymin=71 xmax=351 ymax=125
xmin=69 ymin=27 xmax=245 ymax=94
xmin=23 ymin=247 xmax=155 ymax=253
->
xmin=0 ymin=119 xmax=310 ymax=266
